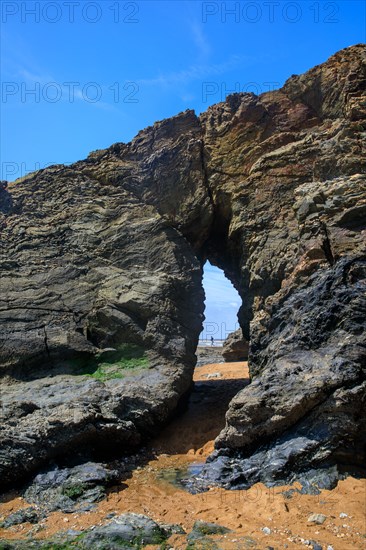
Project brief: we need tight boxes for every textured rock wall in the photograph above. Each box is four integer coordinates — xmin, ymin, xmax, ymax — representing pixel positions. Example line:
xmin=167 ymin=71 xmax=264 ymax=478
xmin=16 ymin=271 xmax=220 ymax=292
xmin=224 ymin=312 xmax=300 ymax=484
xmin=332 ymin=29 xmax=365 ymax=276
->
xmin=197 ymin=44 xmax=366 ymax=486
xmin=0 ymin=111 xmax=209 ymax=487
xmin=1 ymin=110 xmax=209 ymax=374
xmin=0 ymin=44 xmax=365 ymax=489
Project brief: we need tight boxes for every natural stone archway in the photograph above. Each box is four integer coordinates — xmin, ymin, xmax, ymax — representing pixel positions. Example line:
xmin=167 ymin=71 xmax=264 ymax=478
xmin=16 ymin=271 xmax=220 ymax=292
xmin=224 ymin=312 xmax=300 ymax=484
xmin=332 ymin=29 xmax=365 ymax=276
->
xmin=0 ymin=45 xmax=365 ymax=490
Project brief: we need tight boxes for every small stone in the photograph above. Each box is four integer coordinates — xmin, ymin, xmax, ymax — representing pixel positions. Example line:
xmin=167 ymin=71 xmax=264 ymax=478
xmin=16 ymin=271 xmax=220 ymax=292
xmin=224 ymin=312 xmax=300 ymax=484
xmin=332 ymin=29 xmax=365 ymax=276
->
xmin=308 ymin=513 xmax=327 ymax=525
xmin=160 ymin=523 xmax=186 ymax=535
xmin=327 ymin=546 xmax=334 ymax=550
xmin=339 ymin=512 xmax=348 ymax=518
xmin=262 ymin=527 xmax=271 ymax=535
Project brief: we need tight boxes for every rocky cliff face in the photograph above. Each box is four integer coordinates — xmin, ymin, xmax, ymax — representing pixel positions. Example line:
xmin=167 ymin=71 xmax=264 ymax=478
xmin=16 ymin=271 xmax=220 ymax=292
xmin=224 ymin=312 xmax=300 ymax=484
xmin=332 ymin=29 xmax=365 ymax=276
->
xmin=1 ymin=44 xmax=365 ymax=490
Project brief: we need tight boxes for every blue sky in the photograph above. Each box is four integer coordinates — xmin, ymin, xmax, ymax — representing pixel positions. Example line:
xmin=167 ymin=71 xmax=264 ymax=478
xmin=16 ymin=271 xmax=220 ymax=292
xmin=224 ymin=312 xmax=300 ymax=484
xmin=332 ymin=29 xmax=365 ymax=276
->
xmin=201 ymin=263 xmax=241 ymax=341
xmin=1 ymin=0 xmax=365 ymax=331
xmin=1 ymin=1 xmax=364 ymax=181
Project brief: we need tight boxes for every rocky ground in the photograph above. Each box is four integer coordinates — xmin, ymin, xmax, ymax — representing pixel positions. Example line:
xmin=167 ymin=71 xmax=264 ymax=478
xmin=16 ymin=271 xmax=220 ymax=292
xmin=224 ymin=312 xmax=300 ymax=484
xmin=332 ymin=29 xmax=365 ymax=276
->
xmin=0 ymin=361 xmax=365 ymax=549
xmin=195 ymin=346 xmax=224 ymax=366
xmin=0 ymin=44 xmax=365 ymax=497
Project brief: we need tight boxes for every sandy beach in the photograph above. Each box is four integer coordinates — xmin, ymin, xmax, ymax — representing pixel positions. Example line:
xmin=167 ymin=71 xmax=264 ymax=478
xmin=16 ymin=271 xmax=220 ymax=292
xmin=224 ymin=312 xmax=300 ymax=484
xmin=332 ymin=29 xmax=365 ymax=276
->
xmin=0 ymin=360 xmax=365 ymax=549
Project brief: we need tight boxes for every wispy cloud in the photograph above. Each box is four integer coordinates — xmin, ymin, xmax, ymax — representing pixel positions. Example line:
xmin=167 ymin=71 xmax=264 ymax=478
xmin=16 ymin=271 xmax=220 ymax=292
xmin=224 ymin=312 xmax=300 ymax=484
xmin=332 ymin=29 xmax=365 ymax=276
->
xmin=19 ymin=68 xmax=54 ymax=85
xmin=138 ymin=55 xmax=244 ymax=88
xmin=1 ymin=29 xmax=42 ymax=78
xmin=17 ymin=68 xmax=119 ymax=111
xmin=3 ymin=30 xmax=121 ymax=112
xmin=190 ymin=20 xmax=211 ymax=61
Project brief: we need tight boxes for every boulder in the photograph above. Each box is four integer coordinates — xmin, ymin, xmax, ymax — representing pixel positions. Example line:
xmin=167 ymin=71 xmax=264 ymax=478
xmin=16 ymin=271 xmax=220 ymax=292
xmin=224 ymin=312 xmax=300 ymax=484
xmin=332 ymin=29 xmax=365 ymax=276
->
xmin=222 ymin=329 xmax=249 ymax=362
xmin=0 ymin=513 xmax=172 ymax=549
xmin=23 ymin=462 xmax=120 ymax=513
xmin=81 ymin=513 xmax=167 ymax=548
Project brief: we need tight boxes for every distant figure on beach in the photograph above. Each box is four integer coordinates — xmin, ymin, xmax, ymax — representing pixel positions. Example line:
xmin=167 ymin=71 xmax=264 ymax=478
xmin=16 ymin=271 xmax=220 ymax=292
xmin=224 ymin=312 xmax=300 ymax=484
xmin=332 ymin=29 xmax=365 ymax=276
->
xmin=211 ymin=336 xmax=214 ymax=346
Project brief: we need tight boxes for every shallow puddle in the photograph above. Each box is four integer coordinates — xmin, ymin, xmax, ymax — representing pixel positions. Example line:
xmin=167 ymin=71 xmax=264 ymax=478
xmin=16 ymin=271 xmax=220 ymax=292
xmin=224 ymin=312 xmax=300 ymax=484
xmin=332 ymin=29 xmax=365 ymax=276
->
xmin=156 ymin=462 xmax=205 ymax=489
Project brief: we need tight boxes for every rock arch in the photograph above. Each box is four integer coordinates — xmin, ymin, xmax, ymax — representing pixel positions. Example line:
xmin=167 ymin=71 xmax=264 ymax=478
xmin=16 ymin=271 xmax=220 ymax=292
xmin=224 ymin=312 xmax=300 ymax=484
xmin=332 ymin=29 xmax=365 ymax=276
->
xmin=0 ymin=45 xmax=365 ymax=489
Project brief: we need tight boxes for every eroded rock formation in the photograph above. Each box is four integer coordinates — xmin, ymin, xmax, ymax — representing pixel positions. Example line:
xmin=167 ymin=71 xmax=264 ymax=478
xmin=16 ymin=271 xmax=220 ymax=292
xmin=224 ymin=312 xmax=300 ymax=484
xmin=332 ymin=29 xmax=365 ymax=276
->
xmin=1 ymin=44 xmax=365 ymax=490
xmin=222 ymin=329 xmax=249 ymax=362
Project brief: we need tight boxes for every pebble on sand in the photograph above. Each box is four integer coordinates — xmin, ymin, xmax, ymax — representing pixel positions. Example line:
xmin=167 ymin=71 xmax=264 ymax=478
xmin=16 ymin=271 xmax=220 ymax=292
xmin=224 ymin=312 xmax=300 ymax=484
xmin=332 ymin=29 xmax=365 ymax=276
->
xmin=308 ymin=513 xmax=327 ymax=525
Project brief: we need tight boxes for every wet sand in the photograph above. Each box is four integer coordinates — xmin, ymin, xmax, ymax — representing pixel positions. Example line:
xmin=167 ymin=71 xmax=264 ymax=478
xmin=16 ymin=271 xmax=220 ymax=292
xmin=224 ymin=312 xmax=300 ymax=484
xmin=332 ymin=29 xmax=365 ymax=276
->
xmin=0 ymin=362 xmax=365 ymax=549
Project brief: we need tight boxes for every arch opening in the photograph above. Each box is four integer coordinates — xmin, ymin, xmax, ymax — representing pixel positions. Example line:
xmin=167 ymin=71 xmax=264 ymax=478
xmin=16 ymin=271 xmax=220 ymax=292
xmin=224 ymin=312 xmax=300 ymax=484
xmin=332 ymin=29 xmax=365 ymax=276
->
xmin=159 ymin=261 xmax=251 ymax=459
xmin=153 ymin=262 xmax=250 ymax=459
xmin=199 ymin=261 xmax=241 ymax=346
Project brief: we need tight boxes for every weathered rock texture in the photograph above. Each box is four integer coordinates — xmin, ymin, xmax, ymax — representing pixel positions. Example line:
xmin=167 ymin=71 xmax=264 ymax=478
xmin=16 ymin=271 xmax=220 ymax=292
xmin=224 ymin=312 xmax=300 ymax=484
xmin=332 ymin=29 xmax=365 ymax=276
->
xmin=222 ymin=329 xmax=249 ymax=362
xmin=0 ymin=45 xmax=365 ymax=490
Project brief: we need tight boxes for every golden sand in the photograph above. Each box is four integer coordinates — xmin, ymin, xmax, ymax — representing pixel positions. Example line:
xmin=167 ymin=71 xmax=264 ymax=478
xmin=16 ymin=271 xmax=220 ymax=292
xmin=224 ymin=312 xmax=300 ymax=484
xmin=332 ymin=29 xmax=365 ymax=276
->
xmin=1 ymin=362 xmax=365 ymax=549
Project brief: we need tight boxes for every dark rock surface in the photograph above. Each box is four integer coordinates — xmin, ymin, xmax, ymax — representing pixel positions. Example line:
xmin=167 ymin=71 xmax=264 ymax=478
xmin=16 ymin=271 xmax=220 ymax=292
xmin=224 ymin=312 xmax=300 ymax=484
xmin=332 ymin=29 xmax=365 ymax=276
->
xmin=212 ymin=258 xmax=366 ymax=470
xmin=222 ymin=329 xmax=249 ymax=362
xmin=186 ymin=453 xmax=348 ymax=495
xmin=207 ymin=257 xmax=366 ymax=488
xmin=0 ymin=182 xmax=12 ymax=215
xmin=186 ymin=520 xmax=231 ymax=549
xmin=188 ymin=520 xmax=231 ymax=538
xmin=0 ymin=513 xmax=172 ymax=548
xmin=0 ymin=507 xmax=41 ymax=528
xmin=187 ymin=520 xmax=230 ymax=547
xmin=80 ymin=513 xmax=168 ymax=548
xmin=0 ymin=44 xmax=365 ymax=490
xmin=23 ymin=462 xmax=120 ymax=513
xmin=0 ymin=109 xmax=207 ymax=489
